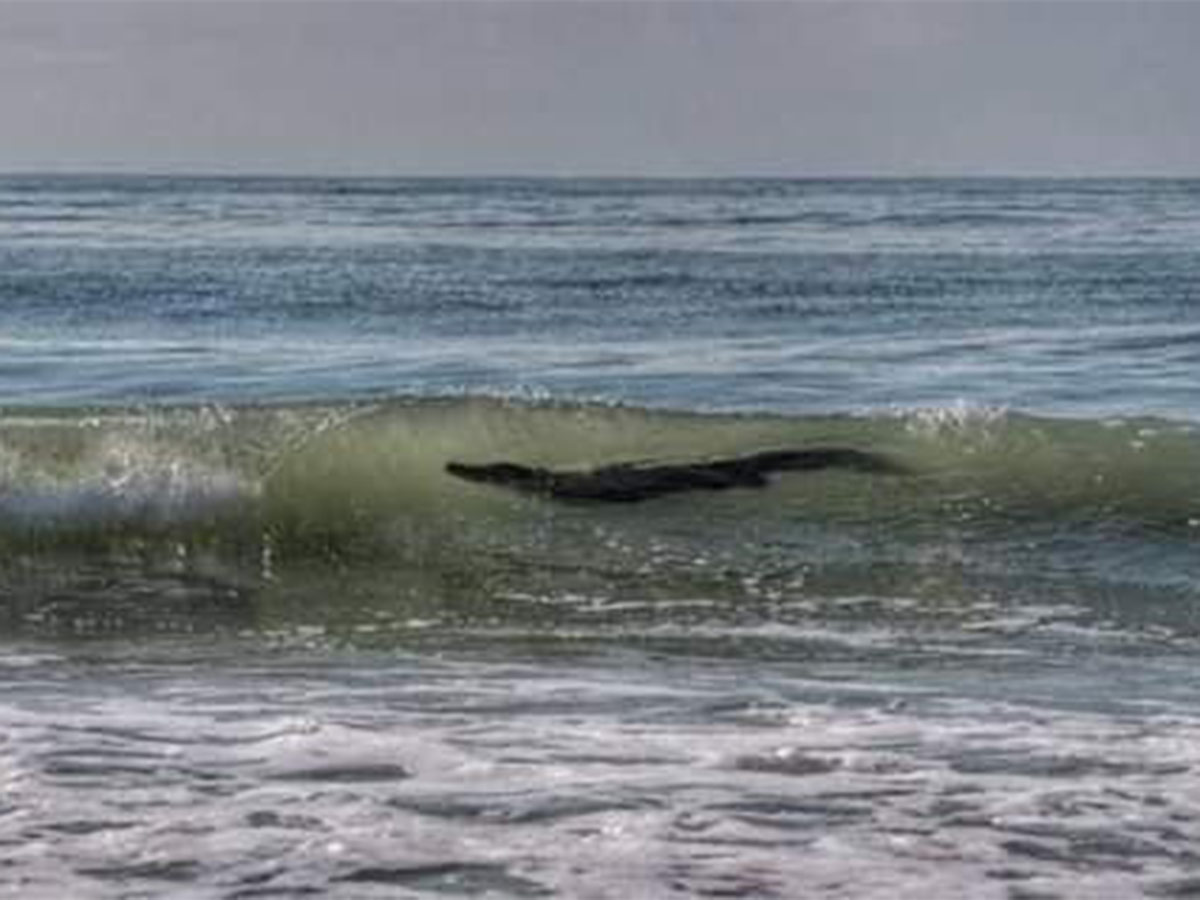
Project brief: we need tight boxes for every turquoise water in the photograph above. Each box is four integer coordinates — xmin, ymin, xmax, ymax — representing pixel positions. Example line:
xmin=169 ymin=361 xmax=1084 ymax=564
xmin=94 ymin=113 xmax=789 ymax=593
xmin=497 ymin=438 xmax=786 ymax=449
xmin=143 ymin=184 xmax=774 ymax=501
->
xmin=1 ymin=177 xmax=1198 ymax=898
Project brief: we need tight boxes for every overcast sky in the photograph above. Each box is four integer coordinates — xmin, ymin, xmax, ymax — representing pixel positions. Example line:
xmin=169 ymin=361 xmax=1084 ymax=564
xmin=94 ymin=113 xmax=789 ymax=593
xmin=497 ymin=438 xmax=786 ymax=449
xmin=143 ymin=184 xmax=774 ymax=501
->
xmin=1 ymin=1 xmax=1197 ymax=177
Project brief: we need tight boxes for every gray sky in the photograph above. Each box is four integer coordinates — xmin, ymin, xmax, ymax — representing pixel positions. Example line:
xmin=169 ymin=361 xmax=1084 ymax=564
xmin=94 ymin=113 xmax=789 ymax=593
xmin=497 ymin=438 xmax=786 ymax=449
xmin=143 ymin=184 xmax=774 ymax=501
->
xmin=1 ymin=1 xmax=1197 ymax=177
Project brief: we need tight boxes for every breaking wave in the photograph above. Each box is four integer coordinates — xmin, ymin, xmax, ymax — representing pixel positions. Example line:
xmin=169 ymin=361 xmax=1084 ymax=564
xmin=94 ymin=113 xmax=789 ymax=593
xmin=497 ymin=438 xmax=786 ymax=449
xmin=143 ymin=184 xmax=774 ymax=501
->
xmin=0 ymin=395 xmax=1196 ymax=640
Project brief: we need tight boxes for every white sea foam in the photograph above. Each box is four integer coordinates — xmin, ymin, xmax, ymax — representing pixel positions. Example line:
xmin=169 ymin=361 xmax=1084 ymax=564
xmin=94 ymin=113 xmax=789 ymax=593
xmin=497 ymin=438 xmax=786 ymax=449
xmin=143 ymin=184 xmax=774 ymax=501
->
xmin=0 ymin=454 xmax=253 ymax=530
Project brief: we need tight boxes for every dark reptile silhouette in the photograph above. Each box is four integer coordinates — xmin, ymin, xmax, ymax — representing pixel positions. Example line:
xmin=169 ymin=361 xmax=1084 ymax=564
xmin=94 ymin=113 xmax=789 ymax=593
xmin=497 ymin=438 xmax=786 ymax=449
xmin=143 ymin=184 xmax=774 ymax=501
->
xmin=446 ymin=447 xmax=907 ymax=503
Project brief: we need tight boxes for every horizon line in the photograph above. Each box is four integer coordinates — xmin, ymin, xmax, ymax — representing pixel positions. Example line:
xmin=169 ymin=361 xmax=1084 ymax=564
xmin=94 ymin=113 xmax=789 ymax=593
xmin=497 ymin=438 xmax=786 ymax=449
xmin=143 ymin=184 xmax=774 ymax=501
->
xmin=2 ymin=169 xmax=1199 ymax=182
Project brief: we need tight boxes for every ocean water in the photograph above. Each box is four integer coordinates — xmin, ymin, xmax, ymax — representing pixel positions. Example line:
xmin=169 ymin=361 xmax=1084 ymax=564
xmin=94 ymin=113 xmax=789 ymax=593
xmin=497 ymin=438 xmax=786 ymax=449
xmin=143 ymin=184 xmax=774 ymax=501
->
xmin=0 ymin=176 xmax=1198 ymax=898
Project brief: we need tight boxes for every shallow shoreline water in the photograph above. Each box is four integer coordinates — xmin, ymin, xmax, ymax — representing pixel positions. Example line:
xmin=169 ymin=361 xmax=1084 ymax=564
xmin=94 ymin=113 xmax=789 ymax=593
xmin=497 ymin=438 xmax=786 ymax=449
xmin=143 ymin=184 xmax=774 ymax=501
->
xmin=9 ymin=638 xmax=1200 ymax=899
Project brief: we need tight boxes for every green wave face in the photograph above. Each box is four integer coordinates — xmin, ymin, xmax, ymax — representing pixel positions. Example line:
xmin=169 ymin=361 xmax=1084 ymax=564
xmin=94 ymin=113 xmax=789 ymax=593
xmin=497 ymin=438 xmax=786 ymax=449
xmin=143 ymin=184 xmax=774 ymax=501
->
xmin=0 ymin=397 xmax=1197 ymax=641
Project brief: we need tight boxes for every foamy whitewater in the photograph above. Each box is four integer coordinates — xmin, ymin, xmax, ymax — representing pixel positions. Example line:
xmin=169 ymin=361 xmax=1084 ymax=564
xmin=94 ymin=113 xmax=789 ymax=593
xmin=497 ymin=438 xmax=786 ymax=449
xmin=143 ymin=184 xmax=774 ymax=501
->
xmin=1 ymin=177 xmax=1198 ymax=898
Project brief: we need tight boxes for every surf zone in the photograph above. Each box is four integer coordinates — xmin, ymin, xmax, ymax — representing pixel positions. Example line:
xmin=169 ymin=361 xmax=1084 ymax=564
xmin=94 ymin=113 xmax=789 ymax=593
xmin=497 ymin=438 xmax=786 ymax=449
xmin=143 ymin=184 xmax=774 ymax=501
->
xmin=0 ymin=396 xmax=1196 ymax=640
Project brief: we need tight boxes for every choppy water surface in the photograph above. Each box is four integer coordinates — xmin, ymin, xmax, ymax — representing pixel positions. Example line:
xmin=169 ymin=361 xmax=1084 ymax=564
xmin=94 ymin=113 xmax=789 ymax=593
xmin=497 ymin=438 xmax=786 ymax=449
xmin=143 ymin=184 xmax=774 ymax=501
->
xmin=1 ymin=177 xmax=1199 ymax=898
